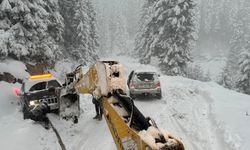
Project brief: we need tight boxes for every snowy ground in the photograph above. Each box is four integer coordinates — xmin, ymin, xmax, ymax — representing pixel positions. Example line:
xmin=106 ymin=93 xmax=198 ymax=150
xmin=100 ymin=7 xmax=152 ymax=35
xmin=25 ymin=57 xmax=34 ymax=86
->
xmin=0 ymin=56 xmax=249 ymax=150
xmin=0 ymin=82 xmax=60 ymax=150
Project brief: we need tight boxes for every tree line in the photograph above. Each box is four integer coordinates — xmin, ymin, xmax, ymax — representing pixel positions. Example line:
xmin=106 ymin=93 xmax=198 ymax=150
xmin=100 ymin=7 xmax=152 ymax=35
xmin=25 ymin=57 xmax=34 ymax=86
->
xmin=135 ymin=0 xmax=250 ymax=95
xmin=0 ymin=0 xmax=98 ymax=65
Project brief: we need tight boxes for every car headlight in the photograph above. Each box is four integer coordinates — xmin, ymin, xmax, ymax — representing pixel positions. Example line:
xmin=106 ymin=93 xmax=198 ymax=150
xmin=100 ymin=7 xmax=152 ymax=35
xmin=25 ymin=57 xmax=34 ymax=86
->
xmin=29 ymin=100 xmax=39 ymax=106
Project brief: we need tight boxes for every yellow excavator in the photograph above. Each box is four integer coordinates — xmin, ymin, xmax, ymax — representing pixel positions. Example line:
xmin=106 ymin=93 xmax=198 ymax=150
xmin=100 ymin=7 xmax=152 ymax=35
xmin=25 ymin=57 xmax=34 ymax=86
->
xmin=59 ymin=61 xmax=184 ymax=150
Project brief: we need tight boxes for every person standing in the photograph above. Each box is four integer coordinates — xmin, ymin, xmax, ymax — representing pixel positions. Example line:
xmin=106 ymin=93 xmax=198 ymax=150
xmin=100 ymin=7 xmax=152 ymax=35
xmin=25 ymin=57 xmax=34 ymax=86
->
xmin=92 ymin=88 xmax=103 ymax=120
xmin=92 ymin=96 xmax=102 ymax=120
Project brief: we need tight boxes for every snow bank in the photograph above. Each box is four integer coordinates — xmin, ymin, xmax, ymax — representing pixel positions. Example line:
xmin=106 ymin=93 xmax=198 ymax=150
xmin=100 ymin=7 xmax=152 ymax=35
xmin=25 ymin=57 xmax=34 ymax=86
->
xmin=157 ymin=76 xmax=250 ymax=150
xmin=206 ymin=83 xmax=250 ymax=150
xmin=0 ymin=59 xmax=29 ymax=79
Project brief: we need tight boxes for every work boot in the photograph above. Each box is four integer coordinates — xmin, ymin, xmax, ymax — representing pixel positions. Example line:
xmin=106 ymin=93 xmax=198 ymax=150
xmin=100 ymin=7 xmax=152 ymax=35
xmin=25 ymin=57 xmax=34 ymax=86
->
xmin=44 ymin=122 xmax=50 ymax=130
xmin=43 ymin=117 xmax=50 ymax=130
xmin=93 ymin=114 xmax=99 ymax=119
xmin=97 ymin=115 xmax=102 ymax=121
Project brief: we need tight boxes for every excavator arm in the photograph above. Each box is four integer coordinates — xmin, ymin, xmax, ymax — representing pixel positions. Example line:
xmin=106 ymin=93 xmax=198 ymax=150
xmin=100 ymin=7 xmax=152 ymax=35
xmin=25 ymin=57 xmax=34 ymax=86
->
xmin=59 ymin=61 xmax=185 ymax=150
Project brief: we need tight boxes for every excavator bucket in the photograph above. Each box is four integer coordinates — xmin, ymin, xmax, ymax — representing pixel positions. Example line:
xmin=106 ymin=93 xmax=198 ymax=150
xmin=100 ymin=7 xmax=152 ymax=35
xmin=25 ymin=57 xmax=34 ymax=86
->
xmin=59 ymin=89 xmax=80 ymax=123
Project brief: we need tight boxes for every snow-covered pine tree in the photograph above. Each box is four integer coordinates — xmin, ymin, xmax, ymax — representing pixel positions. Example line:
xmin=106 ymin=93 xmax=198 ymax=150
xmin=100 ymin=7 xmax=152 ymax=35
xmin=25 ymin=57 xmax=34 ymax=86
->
xmin=73 ymin=0 xmax=90 ymax=63
xmin=59 ymin=0 xmax=76 ymax=47
xmin=222 ymin=0 xmax=250 ymax=90
xmin=59 ymin=0 xmax=98 ymax=64
xmin=220 ymin=65 xmax=234 ymax=89
xmin=0 ymin=0 xmax=64 ymax=64
xmin=152 ymin=0 xmax=197 ymax=76
xmin=237 ymin=49 xmax=250 ymax=94
xmin=221 ymin=46 xmax=241 ymax=89
xmin=204 ymin=70 xmax=211 ymax=82
xmin=186 ymin=63 xmax=205 ymax=81
xmin=221 ymin=29 xmax=243 ymax=89
xmin=86 ymin=0 xmax=99 ymax=61
xmin=236 ymin=0 xmax=250 ymax=94
xmin=134 ymin=0 xmax=156 ymax=62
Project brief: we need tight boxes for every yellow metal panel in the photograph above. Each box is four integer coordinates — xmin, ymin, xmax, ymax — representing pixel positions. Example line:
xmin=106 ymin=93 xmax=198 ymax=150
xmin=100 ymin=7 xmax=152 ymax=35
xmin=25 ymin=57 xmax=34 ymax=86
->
xmin=102 ymin=97 xmax=148 ymax=150
xmin=75 ymin=65 xmax=98 ymax=94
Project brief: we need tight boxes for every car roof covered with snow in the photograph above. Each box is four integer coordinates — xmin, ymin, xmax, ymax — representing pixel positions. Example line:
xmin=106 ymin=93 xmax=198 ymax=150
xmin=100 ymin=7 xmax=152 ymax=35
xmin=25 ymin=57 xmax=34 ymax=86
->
xmin=134 ymin=70 xmax=158 ymax=74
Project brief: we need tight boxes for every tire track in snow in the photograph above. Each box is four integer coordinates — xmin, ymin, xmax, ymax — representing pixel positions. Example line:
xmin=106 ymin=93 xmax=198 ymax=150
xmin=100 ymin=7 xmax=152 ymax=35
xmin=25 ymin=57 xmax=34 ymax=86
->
xmin=200 ymin=90 xmax=233 ymax=150
xmin=49 ymin=119 xmax=67 ymax=150
xmin=168 ymin=108 xmax=200 ymax=150
xmin=159 ymin=84 xmax=226 ymax=150
xmin=161 ymin=85 xmax=203 ymax=150
xmin=159 ymin=96 xmax=201 ymax=150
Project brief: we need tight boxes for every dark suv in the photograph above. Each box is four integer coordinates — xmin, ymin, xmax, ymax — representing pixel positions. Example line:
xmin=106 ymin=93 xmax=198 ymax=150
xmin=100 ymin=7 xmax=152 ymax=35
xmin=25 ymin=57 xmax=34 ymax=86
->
xmin=127 ymin=70 xmax=162 ymax=99
xmin=19 ymin=75 xmax=62 ymax=115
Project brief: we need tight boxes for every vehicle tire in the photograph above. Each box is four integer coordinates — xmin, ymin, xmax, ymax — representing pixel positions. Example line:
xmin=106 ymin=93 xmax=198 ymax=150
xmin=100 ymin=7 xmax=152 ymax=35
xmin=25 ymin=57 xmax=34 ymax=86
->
xmin=22 ymin=106 xmax=26 ymax=113
xmin=22 ymin=106 xmax=30 ymax=119
xmin=51 ymin=108 xmax=59 ymax=114
xmin=156 ymin=93 xmax=162 ymax=99
xmin=130 ymin=93 xmax=136 ymax=100
xmin=73 ymin=116 xmax=78 ymax=124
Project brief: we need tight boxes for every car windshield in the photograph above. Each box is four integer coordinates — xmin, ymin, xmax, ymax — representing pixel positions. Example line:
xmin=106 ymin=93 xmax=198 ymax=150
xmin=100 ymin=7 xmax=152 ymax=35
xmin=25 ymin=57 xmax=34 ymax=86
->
xmin=136 ymin=73 xmax=155 ymax=82
xmin=29 ymin=82 xmax=46 ymax=92
xmin=48 ymin=80 xmax=61 ymax=88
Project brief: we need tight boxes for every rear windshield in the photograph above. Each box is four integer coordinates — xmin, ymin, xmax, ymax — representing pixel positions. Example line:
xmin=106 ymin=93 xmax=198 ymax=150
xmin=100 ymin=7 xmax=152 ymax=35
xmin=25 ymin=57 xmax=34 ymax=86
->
xmin=136 ymin=73 xmax=155 ymax=81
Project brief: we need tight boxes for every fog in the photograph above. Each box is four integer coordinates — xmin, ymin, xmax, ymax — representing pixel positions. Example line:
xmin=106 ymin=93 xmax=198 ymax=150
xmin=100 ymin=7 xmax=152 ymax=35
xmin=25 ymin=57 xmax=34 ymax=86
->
xmin=93 ymin=0 xmax=246 ymax=58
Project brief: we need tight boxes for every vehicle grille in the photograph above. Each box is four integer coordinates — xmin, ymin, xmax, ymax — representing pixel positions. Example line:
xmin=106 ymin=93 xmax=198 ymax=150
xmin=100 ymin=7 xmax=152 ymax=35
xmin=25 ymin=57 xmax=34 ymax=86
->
xmin=40 ymin=97 xmax=58 ymax=104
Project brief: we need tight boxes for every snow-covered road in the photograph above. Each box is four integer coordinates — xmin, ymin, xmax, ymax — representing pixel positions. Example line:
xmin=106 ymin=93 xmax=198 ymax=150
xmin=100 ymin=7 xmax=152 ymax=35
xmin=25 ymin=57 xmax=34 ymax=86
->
xmin=0 ymin=56 xmax=250 ymax=150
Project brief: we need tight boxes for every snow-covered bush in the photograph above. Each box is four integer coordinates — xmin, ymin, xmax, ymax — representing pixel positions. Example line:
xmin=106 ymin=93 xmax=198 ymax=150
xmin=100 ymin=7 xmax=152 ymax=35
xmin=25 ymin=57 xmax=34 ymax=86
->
xmin=186 ymin=63 xmax=211 ymax=82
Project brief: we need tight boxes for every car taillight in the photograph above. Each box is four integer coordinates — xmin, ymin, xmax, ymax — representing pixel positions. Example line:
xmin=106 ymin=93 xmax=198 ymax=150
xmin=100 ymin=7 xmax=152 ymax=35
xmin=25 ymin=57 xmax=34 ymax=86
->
xmin=12 ymin=87 xmax=20 ymax=97
xmin=156 ymin=81 xmax=161 ymax=87
xmin=130 ymin=81 xmax=135 ymax=88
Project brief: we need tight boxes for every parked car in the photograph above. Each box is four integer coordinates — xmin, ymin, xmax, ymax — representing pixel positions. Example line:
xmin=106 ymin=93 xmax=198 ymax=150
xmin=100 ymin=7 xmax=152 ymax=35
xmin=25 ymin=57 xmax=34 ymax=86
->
xmin=127 ymin=70 xmax=162 ymax=99
xmin=19 ymin=74 xmax=62 ymax=116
